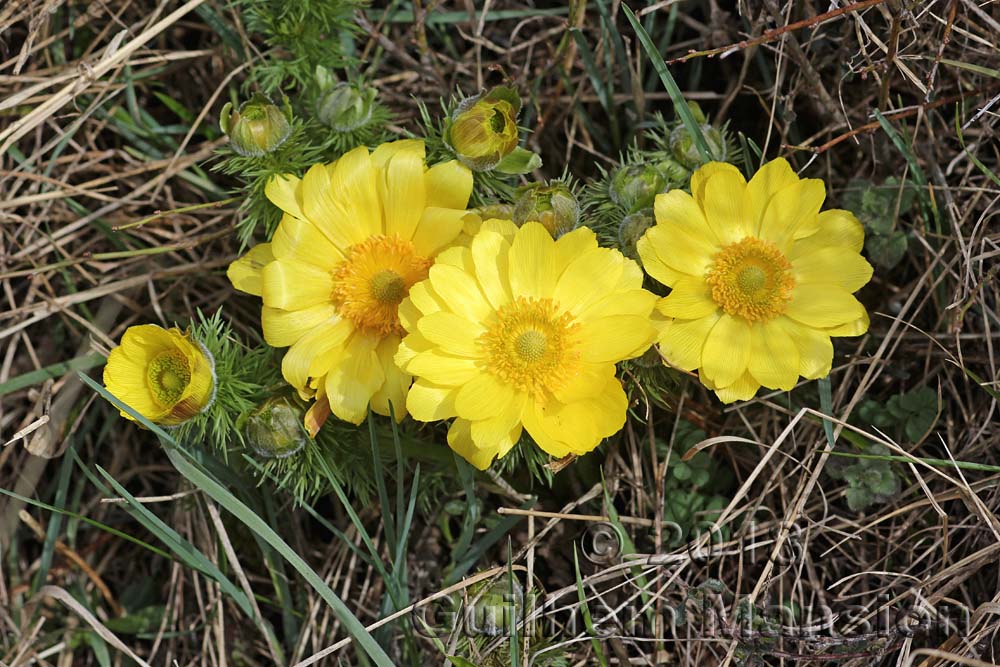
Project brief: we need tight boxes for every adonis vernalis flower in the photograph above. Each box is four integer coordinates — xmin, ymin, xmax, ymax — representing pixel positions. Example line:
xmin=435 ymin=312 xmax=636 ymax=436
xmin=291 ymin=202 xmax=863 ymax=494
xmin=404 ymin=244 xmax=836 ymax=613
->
xmin=104 ymin=324 xmax=215 ymax=426
xmin=396 ymin=220 xmax=657 ymax=469
xmin=227 ymin=140 xmax=473 ymax=432
xmin=638 ymin=159 xmax=873 ymax=403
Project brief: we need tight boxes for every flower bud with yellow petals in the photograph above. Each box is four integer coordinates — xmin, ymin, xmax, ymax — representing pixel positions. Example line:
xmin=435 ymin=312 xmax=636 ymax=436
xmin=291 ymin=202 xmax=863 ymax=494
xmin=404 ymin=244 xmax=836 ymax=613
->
xmin=104 ymin=324 xmax=216 ymax=426
xmin=446 ymin=87 xmax=521 ymax=171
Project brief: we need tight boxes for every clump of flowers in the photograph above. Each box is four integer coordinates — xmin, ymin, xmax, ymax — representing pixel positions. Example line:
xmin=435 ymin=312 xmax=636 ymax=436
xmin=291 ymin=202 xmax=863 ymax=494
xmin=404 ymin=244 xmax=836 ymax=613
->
xmin=395 ymin=220 xmax=657 ymax=469
xmin=227 ymin=139 xmax=475 ymax=432
xmin=638 ymin=159 xmax=873 ymax=402
xmin=104 ymin=324 xmax=216 ymax=426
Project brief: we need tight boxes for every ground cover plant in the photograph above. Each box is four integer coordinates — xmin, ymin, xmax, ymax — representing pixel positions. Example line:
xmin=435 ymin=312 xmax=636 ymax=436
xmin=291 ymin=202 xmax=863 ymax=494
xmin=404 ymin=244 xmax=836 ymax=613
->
xmin=1 ymin=1 xmax=999 ymax=665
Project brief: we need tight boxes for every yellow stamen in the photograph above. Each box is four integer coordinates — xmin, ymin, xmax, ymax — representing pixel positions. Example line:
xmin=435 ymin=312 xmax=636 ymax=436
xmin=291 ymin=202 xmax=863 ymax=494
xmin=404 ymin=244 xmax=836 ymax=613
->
xmin=480 ymin=297 xmax=580 ymax=401
xmin=332 ymin=235 xmax=432 ymax=336
xmin=705 ymin=237 xmax=795 ymax=322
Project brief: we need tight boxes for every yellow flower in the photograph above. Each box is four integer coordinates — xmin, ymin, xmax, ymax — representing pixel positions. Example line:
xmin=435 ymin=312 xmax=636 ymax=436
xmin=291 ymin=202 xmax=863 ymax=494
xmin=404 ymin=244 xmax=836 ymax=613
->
xmin=447 ymin=87 xmax=520 ymax=171
xmin=637 ymin=159 xmax=873 ymax=403
xmin=103 ymin=324 xmax=215 ymax=426
xmin=396 ymin=220 xmax=658 ymax=470
xmin=227 ymin=140 xmax=474 ymax=431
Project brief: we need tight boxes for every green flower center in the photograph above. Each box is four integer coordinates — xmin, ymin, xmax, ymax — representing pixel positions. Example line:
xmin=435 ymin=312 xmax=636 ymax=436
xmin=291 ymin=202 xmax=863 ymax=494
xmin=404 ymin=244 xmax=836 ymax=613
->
xmin=515 ymin=330 xmax=547 ymax=363
xmin=147 ymin=350 xmax=191 ymax=406
xmin=369 ymin=269 xmax=407 ymax=305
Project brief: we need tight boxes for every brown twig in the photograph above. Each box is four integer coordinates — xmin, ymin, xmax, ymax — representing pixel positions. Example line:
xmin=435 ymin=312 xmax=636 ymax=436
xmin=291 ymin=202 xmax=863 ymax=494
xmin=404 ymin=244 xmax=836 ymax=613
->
xmin=667 ymin=0 xmax=889 ymax=65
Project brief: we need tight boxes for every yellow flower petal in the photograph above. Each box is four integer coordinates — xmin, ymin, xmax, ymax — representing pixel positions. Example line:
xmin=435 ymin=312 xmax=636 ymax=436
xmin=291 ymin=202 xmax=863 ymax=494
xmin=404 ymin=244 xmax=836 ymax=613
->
xmin=448 ymin=418 xmax=500 ymax=470
xmin=690 ymin=161 xmax=743 ymax=211
xmin=325 ymin=334 xmax=383 ymax=425
xmin=508 ymin=222 xmax=557 ymax=298
xmin=470 ymin=393 xmax=525 ymax=460
xmin=790 ymin=209 xmax=864 ymax=258
xmin=708 ymin=370 xmax=760 ymax=403
xmin=380 ymin=147 xmax=426 ymax=240
xmin=425 ymin=160 xmax=473 ymax=209
xmin=281 ymin=317 xmax=351 ymax=396
xmin=824 ymin=310 xmax=870 ymax=337
xmin=745 ymin=157 xmax=797 ymax=232
xmin=428 ymin=263 xmax=491 ymax=323
xmin=757 ymin=178 xmax=825 ymax=248
xmin=471 ymin=228 xmax=512 ymax=310
xmin=656 ymin=312 xmax=720 ymax=371
xmin=579 ymin=315 xmax=655 ymax=363
xmin=454 ymin=373 xmax=516 ymax=421
xmin=786 ymin=286 xmax=865 ymax=328
xmin=553 ymin=226 xmax=598 ymax=275
xmin=779 ymin=318 xmax=833 ymax=379
xmin=747 ymin=320 xmax=799 ymax=390
xmin=416 ymin=310 xmax=484 ymax=358
xmin=407 ymin=379 xmax=458 ymax=421
xmin=261 ymin=260 xmax=334 ymax=311
xmin=521 ymin=403 xmax=572 ymax=458
xmin=411 ymin=207 xmax=468 ymax=257
xmin=553 ymin=362 xmax=616 ymax=403
xmin=553 ymin=247 xmax=624 ymax=316
xmin=577 ymin=289 xmax=658 ymax=321
xmin=265 ymin=174 xmax=305 ymax=219
xmin=701 ymin=166 xmax=752 ymax=244
xmin=654 ymin=189 xmax=719 ymax=245
xmin=657 ymin=276 xmax=718 ymax=319
xmin=370 ymin=138 xmax=424 ymax=168
xmin=792 ymin=246 xmax=873 ymax=292
xmin=227 ymin=243 xmax=274 ymax=297
xmin=406 ymin=349 xmax=479 ymax=385
xmin=326 ymin=146 xmax=382 ymax=239
xmin=407 ymin=281 xmax=446 ymax=318
xmin=301 ymin=160 xmax=373 ymax=248
xmin=370 ymin=335 xmax=410 ymax=421
xmin=261 ymin=303 xmax=338 ymax=348
xmin=641 ymin=223 xmax=717 ymax=278
xmin=636 ymin=233 xmax=683 ymax=288
xmin=701 ymin=313 xmax=751 ymax=387
xmin=272 ymin=214 xmax=343 ymax=268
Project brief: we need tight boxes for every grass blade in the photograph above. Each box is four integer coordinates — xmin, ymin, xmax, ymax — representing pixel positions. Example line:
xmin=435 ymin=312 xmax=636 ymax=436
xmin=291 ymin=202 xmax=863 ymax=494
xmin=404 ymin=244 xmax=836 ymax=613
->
xmin=623 ymin=4 xmax=711 ymax=162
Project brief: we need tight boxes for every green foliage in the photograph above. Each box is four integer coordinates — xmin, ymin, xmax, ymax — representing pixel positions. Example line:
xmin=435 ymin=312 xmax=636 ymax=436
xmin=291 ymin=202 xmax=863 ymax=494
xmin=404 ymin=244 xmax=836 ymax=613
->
xmin=659 ymin=420 xmax=733 ymax=540
xmin=841 ymin=177 xmax=917 ymax=269
xmin=175 ymin=310 xmax=282 ymax=454
xmin=827 ymin=442 xmax=902 ymax=512
xmin=858 ymin=386 xmax=938 ymax=443
xmin=581 ymin=108 xmax=738 ymax=256
xmin=236 ymin=0 xmax=363 ymax=94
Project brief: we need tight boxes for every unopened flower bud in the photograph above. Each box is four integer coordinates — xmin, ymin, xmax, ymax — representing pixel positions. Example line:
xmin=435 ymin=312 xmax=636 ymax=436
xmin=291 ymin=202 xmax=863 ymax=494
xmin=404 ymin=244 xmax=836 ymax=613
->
xmin=245 ymin=396 xmax=308 ymax=459
xmin=468 ymin=577 xmax=524 ymax=637
xmin=475 ymin=203 xmax=514 ymax=221
xmin=446 ymin=87 xmax=521 ymax=171
xmin=618 ymin=211 xmax=655 ymax=260
xmin=610 ymin=164 xmax=666 ymax=213
xmin=316 ymin=81 xmax=377 ymax=132
xmin=513 ymin=182 xmax=580 ymax=238
xmin=669 ymin=123 xmax=726 ymax=170
xmin=220 ymin=94 xmax=292 ymax=157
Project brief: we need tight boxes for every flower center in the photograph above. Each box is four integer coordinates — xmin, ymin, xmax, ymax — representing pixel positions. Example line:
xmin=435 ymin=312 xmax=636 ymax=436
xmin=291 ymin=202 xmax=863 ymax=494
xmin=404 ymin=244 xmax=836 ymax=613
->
xmin=369 ymin=270 xmax=407 ymax=305
xmin=332 ymin=235 xmax=433 ymax=336
xmin=147 ymin=350 xmax=190 ymax=406
xmin=480 ymin=297 xmax=581 ymax=401
xmin=705 ymin=237 xmax=795 ymax=322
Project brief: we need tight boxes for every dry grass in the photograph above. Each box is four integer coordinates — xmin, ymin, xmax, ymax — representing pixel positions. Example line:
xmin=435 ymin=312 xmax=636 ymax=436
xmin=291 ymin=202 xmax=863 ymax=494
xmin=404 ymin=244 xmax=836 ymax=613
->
xmin=1 ymin=1 xmax=999 ymax=665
